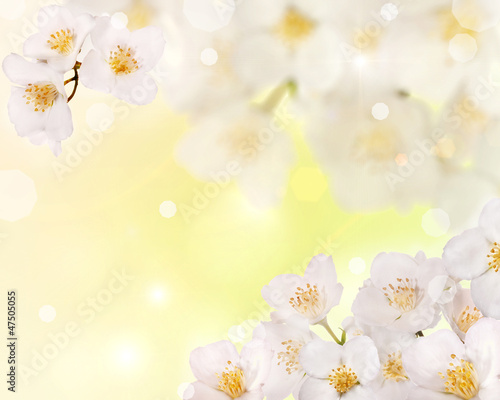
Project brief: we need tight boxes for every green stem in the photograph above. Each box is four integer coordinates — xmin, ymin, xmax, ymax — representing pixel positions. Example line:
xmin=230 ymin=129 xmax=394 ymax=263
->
xmin=318 ymin=318 xmax=342 ymax=345
xmin=259 ymin=80 xmax=296 ymax=113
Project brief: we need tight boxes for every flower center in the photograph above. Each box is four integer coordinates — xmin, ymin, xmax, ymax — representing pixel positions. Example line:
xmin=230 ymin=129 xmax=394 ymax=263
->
xmin=23 ymin=82 xmax=59 ymax=113
xmin=438 ymin=354 xmax=479 ymax=400
xmin=223 ymin=123 xmax=262 ymax=161
xmin=275 ymin=8 xmax=314 ymax=46
xmin=108 ymin=45 xmax=139 ymax=75
xmin=487 ymin=242 xmax=500 ymax=272
xmin=47 ymin=28 xmax=73 ymax=55
xmin=289 ymin=283 xmax=323 ymax=319
xmin=383 ymin=351 xmax=409 ymax=382
xmin=352 ymin=127 xmax=399 ymax=167
xmin=216 ymin=361 xmax=246 ymax=399
xmin=382 ymin=277 xmax=417 ymax=313
xmin=456 ymin=305 xmax=483 ymax=334
xmin=277 ymin=339 xmax=303 ymax=375
xmin=329 ymin=365 xmax=358 ymax=394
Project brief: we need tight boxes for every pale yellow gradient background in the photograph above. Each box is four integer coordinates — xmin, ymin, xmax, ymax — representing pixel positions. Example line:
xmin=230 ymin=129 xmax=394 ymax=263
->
xmin=0 ymin=1 xmax=456 ymax=399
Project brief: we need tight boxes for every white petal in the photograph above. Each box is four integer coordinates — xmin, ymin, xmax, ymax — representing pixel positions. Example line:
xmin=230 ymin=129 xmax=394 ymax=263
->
xmin=239 ymin=340 xmax=272 ymax=391
xmin=2 ymin=54 xmax=64 ymax=90
xmin=234 ymin=0 xmax=285 ymax=28
xmin=238 ymin=391 xmax=264 ymax=400
xmin=72 ymin=13 xmax=95 ymax=52
xmin=112 ymin=72 xmax=157 ymax=105
xmin=79 ymin=49 xmax=115 ymax=93
xmin=342 ymin=385 xmax=374 ymax=400
xmin=402 ymin=330 xmax=465 ymax=392
xmin=352 ymin=287 xmax=400 ymax=327
xmin=298 ymin=377 xmax=339 ymax=400
xmin=442 ymin=228 xmax=491 ymax=280
xmin=91 ymin=16 xmax=130 ymax=54
xmin=478 ymin=381 xmax=500 ymax=400
xmin=7 ymin=87 xmax=49 ymax=138
xmin=36 ymin=6 xmax=75 ymax=33
xmin=406 ymin=387 xmax=451 ymax=400
xmin=465 ymin=318 xmax=500 ymax=387
xmin=342 ymin=336 xmax=380 ymax=384
xmin=478 ymin=198 xmax=500 ymax=242
xmin=190 ymin=341 xmax=240 ymax=388
xmin=470 ymin=268 xmax=500 ymax=319
xmin=370 ymin=253 xmax=418 ymax=291
xmin=304 ymin=254 xmax=337 ymax=286
xmin=389 ymin=302 xmax=439 ymax=332
xmin=190 ymin=381 xmax=231 ymax=400
xmin=262 ymin=273 xmax=302 ymax=310
xmin=44 ymin=97 xmax=73 ymax=141
xmin=128 ymin=26 xmax=165 ymax=72
xmin=23 ymin=33 xmax=57 ymax=61
xmin=299 ymin=338 xmax=342 ymax=379
xmin=262 ymin=361 xmax=303 ymax=400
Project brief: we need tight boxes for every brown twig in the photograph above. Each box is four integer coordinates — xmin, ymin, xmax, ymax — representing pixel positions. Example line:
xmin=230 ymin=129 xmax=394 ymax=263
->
xmin=65 ymin=64 xmax=79 ymax=103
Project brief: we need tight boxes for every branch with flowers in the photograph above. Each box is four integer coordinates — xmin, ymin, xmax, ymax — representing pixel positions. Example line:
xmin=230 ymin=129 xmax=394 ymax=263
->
xmin=2 ymin=5 xmax=165 ymax=156
xmin=185 ymin=198 xmax=500 ymax=400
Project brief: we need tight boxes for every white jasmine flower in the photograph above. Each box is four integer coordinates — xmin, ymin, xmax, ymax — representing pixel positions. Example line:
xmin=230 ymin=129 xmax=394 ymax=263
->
xmin=2 ymin=54 xmax=73 ymax=156
xmin=79 ymin=16 xmax=165 ymax=105
xmin=23 ymin=5 xmax=95 ymax=73
xmin=303 ymin=91 xmax=441 ymax=211
xmin=342 ymin=317 xmax=415 ymax=400
xmin=231 ymin=0 xmax=343 ymax=93
xmin=298 ymin=336 xmax=380 ymax=400
xmin=175 ymin=101 xmax=296 ymax=208
xmin=442 ymin=286 xmax=484 ymax=341
xmin=188 ymin=340 xmax=272 ymax=400
xmin=261 ymin=254 xmax=343 ymax=325
xmin=352 ymin=252 xmax=446 ymax=332
xmin=403 ymin=317 xmax=500 ymax=400
xmin=443 ymin=198 xmax=500 ymax=319
xmin=255 ymin=317 xmax=317 ymax=400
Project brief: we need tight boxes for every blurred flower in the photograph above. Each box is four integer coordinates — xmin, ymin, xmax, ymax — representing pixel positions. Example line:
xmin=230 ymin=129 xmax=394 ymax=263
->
xmin=403 ymin=318 xmax=500 ymax=400
xmin=175 ymin=101 xmax=296 ymax=208
xmin=304 ymin=91 xmax=440 ymax=211
xmin=352 ymin=252 xmax=446 ymax=332
xmin=443 ymin=198 xmax=500 ymax=319
xmin=261 ymin=254 xmax=343 ymax=325
xmin=23 ymin=6 xmax=95 ymax=72
xmin=254 ymin=317 xmax=317 ymax=400
xmin=79 ymin=16 xmax=165 ymax=105
xmin=442 ymin=286 xmax=483 ymax=341
xmin=231 ymin=0 xmax=343 ymax=93
xmin=298 ymin=336 xmax=380 ymax=400
xmin=189 ymin=340 xmax=272 ymax=400
xmin=2 ymin=54 xmax=72 ymax=156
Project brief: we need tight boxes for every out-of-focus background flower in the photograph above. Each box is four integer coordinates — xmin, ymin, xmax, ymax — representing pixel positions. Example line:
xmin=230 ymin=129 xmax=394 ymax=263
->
xmin=0 ymin=0 xmax=497 ymax=398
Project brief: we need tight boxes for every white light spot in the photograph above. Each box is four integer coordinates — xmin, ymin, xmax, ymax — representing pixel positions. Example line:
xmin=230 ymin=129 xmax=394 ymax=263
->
xmin=200 ymin=48 xmax=218 ymax=66
xmin=422 ymin=208 xmax=451 ymax=237
xmin=150 ymin=287 xmax=167 ymax=303
xmin=39 ymin=305 xmax=56 ymax=323
xmin=372 ymin=103 xmax=390 ymax=120
xmin=160 ymin=201 xmax=177 ymax=218
xmin=178 ymin=382 xmax=195 ymax=399
xmin=448 ymin=34 xmax=477 ymax=63
xmin=117 ymin=347 xmax=137 ymax=365
xmin=349 ymin=257 xmax=366 ymax=275
xmin=86 ymin=103 xmax=115 ymax=132
xmin=380 ymin=3 xmax=398 ymax=21
xmin=0 ymin=170 xmax=37 ymax=222
xmin=111 ymin=12 xmax=128 ymax=29
xmin=228 ymin=325 xmax=247 ymax=343
xmin=183 ymin=0 xmax=236 ymax=32
xmin=453 ymin=0 xmax=500 ymax=32
xmin=354 ymin=55 xmax=366 ymax=67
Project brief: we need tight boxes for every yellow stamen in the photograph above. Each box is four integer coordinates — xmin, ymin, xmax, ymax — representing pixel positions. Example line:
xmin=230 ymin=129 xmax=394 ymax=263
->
xmin=456 ymin=305 xmax=483 ymax=334
xmin=289 ymin=283 xmax=323 ymax=319
xmin=438 ymin=354 xmax=479 ymax=400
xmin=487 ymin=242 xmax=500 ymax=272
xmin=47 ymin=28 xmax=73 ymax=55
xmin=216 ymin=361 xmax=246 ymax=399
xmin=277 ymin=339 xmax=303 ymax=375
xmin=108 ymin=45 xmax=139 ymax=75
xmin=23 ymin=82 xmax=59 ymax=113
xmin=328 ymin=365 xmax=358 ymax=394
xmin=275 ymin=8 xmax=314 ymax=46
xmin=383 ymin=351 xmax=409 ymax=382
xmin=382 ymin=277 xmax=417 ymax=312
